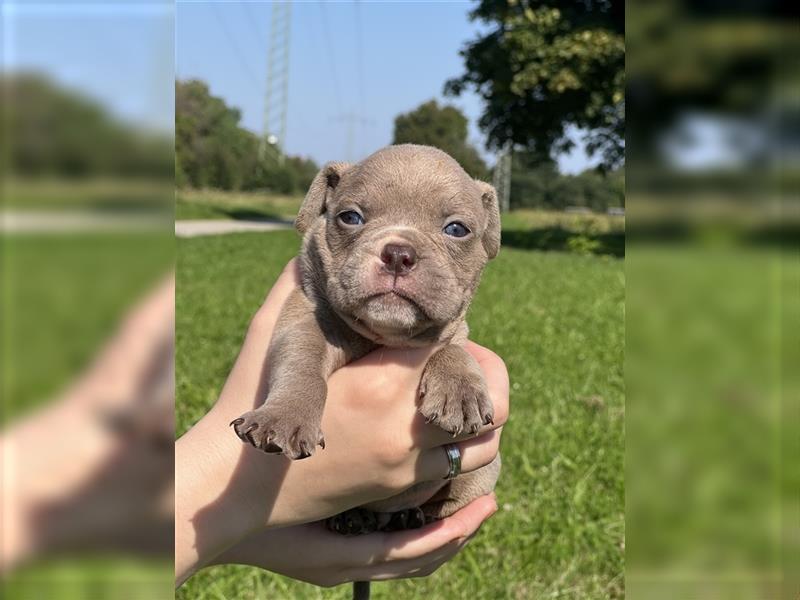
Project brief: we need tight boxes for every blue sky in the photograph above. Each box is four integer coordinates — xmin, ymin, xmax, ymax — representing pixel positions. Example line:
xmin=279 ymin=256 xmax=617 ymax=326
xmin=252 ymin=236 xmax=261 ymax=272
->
xmin=176 ymin=1 xmax=594 ymax=172
xmin=2 ymin=2 xmax=174 ymax=132
xmin=2 ymin=1 xmax=594 ymax=173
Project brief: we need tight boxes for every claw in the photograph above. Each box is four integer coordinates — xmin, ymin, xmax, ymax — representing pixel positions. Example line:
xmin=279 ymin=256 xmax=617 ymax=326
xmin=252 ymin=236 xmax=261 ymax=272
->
xmin=244 ymin=423 xmax=259 ymax=443
xmin=230 ymin=417 xmax=245 ymax=427
xmin=298 ymin=441 xmax=311 ymax=459
xmin=318 ymin=436 xmax=326 ymax=450
xmin=262 ymin=441 xmax=283 ymax=453
xmin=243 ymin=425 xmax=258 ymax=445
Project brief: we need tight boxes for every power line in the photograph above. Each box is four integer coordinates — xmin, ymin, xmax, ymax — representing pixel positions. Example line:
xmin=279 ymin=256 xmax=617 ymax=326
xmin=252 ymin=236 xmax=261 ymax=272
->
xmin=318 ymin=1 xmax=343 ymax=115
xmin=329 ymin=113 xmax=374 ymax=162
xmin=212 ymin=4 xmax=260 ymax=89
xmin=353 ymin=0 xmax=366 ymax=118
xmin=242 ymin=2 xmax=266 ymax=55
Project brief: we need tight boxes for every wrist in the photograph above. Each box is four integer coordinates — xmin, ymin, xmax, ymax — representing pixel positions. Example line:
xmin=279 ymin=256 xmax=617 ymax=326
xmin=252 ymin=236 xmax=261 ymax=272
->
xmin=174 ymin=410 xmax=261 ymax=585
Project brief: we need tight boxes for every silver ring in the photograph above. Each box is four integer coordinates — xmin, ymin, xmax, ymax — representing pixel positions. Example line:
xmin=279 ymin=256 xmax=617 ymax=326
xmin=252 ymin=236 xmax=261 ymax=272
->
xmin=443 ymin=444 xmax=462 ymax=479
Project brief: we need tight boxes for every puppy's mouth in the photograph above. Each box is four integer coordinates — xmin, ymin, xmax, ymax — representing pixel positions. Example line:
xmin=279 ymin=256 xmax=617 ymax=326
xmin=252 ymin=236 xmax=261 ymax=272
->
xmin=366 ymin=287 xmax=419 ymax=307
xmin=337 ymin=279 xmax=431 ymax=343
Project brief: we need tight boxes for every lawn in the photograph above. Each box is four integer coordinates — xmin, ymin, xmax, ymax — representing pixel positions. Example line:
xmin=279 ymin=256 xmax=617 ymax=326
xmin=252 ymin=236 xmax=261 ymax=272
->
xmin=176 ymin=188 xmax=301 ymax=222
xmin=2 ymin=231 xmax=174 ymax=598
xmin=176 ymin=227 xmax=626 ymax=599
xmin=3 ymin=232 xmax=173 ymax=422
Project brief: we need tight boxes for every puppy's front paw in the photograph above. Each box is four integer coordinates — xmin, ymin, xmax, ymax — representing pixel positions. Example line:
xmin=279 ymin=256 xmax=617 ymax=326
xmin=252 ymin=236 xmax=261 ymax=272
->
xmin=419 ymin=346 xmax=493 ymax=436
xmin=230 ymin=406 xmax=324 ymax=460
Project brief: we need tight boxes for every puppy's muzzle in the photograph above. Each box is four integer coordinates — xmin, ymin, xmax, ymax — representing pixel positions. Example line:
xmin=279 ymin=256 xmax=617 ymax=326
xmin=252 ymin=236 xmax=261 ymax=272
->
xmin=380 ymin=243 xmax=417 ymax=276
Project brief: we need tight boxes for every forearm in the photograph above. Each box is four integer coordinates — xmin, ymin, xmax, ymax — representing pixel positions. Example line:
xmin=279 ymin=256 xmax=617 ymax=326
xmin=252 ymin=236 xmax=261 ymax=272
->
xmin=175 ymin=402 xmax=343 ymax=586
xmin=175 ymin=410 xmax=263 ymax=586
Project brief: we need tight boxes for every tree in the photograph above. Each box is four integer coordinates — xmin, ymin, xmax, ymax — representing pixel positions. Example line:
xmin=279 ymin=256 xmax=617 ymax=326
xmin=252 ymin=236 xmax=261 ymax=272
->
xmin=625 ymin=0 xmax=795 ymax=163
xmin=508 ymin=150 xmax=623 ymax=210
xmin=446 ymin=0 xmax=624 ymax=170
xmin=393 ymin=100 xmax=489 ymax=179
xmin=175 ymin=79 xmax=258 ymax=190
xmin=175 ymin=79 xmax=319 ymax=193
xmin=1 ymin=73 xmax=171 ymax=178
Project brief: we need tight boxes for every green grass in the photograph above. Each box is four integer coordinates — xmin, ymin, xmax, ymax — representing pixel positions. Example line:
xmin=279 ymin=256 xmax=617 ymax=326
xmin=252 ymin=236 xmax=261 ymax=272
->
xmin=2 ymin=557 xmax=172 ymax=600
xmin=500 ymin=208 xmax=624 ymax=233
xmin=3 ymin=232 xmax=174 ymax=422
xmin=625 ymin=243 xmax=799 ymax=598
xmin=176 ymin=229 xmax=625 ymax=599
xmin=4 ymin=177 xmax=172 ymax=212
xmin=176 ymin=188 xmax=301 ymax=221
xmin=2 ymin=231 xmax=174 ymax=597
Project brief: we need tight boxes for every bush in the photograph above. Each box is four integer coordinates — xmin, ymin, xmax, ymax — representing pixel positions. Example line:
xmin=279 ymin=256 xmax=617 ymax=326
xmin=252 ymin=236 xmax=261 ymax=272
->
xmin=508 ymin=153 xmax=624 ymax=211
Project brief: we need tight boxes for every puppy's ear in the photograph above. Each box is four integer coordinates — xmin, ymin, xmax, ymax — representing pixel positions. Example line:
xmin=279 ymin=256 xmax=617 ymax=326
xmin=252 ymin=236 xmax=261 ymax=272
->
xmin=295 ymin=162 xmax=351 ymax=234
xmin=475 ymin=180 xmax=501 ymax=259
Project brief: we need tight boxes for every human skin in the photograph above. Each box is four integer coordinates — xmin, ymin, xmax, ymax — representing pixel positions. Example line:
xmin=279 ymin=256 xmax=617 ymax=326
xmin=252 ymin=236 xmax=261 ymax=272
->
xmin=175 ymin=259 xmax=509 ymax=586
xmin=1 ymin=275 xmax=174 ymax=575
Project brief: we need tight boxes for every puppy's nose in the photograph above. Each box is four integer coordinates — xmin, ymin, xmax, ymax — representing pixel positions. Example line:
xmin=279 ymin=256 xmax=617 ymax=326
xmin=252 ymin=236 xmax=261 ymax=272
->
xmin=380 ymin=243 xmax=417 ymax=275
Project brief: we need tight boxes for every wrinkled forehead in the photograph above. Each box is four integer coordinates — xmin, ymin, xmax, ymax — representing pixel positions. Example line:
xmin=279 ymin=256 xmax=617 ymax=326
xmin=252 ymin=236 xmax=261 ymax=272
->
xmin=335 ymin=158 xmax=481 ymax=218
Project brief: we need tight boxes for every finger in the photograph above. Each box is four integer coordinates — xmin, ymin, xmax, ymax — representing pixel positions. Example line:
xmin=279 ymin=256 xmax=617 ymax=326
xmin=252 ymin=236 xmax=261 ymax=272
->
xmin=368 ymin=493 xmax=496 ymax=562
xmin=465 ymin=341 xmax=510 ymax=427
xmin=348 ymin=538 xmax=463 ymax=582
xmin=347 ymin=345 xmax=442 ymax=389
xmin=420 ymin=428 xmax=501 ymax=481
xmin=356 ymin=509 xmax=489 ymax=581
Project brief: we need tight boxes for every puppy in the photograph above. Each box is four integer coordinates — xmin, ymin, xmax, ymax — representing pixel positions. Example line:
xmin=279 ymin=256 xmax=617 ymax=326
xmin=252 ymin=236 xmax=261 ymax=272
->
xmin=231 ymin=143 xmax=501 ymax=550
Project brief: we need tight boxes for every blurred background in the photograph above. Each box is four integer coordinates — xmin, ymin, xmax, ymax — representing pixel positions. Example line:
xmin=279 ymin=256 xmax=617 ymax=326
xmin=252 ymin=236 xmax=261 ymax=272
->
xmin=625 ymin=1 xmax=798 ymax=599
xmin=1 ymin=1 xmax=175 ymax=599
xmin=1 ymin=0 xmax=797 ymax=599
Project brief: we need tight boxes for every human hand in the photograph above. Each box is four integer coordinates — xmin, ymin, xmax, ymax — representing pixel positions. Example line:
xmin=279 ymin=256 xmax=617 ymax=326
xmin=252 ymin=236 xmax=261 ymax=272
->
xmin=214 ymin=494 xmax=498 ymax=587
xmin=1 ymin=274 xmax=175 ymax=574
xmin=175 ymin=259 xmax=509 ymax=584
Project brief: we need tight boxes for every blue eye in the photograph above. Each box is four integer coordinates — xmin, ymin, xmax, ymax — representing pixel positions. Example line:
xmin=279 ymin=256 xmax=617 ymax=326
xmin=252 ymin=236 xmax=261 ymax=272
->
xmin=338 ymin=210 xmax=365 ymax=226
xmin=443 ymin=221 xmax=471 ymax=238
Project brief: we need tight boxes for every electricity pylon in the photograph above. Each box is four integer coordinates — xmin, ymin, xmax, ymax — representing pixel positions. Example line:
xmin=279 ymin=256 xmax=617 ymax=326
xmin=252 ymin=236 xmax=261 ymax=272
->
xmin=260 ymin=1 xmax=292 ymax=166
xmin=493 ymin=145 xmax=512 ymax=213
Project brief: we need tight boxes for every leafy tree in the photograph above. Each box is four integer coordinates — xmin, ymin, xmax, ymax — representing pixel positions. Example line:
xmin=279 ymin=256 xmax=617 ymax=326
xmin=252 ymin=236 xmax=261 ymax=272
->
xmin=1 ymin=72 xmax=171 ymax=178
xmin=175 ymin=79 xmax=259 ymax=190
xmin=393 ymin=100 xmax=489 ymax=179
xmin=626 ymin=0 xmax=795 ymax=162
xmin=509 ymin=151 xmax=623 ymax=210
xmin=446 ymin=0 xmax=624 ymax=170
xmin=176 ymin=79 xmax=318 ymax=193
xmin=283 ymin=155 xmax=319 ymax=192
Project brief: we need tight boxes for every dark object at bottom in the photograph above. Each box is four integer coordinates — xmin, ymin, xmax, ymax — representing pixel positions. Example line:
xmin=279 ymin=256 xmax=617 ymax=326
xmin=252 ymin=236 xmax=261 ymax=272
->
xmin=326 ymin=507 xmax=428 ymax=600
xmin=353 ymin=580 xmax=371 ymax=600
xmin=326 ymin=506 xmax=426 ymax=536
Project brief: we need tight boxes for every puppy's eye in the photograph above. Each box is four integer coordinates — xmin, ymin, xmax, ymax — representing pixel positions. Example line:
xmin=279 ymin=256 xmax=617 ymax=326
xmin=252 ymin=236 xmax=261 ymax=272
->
xmin=338 ymin=210 xmax=365 ymax=226
xmin=443 ymin=221 xmax=471 ymax=238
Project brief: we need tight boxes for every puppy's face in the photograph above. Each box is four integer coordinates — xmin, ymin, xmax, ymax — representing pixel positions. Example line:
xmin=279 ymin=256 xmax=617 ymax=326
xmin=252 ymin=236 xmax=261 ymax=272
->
xmin=297 ymin=145 xmax=500 ymax=346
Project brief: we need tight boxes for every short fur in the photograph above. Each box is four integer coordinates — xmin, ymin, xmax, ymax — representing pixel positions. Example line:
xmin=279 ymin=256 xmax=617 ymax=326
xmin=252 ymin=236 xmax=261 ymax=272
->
xmin=230 ymin=144 xmax=501 ymax=561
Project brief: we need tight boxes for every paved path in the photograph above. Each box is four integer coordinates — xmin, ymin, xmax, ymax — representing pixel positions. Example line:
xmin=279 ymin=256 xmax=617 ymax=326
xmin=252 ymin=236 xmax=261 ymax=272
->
xmin=175 ymin=219 xmax=292 ymax=238
xmin=3 ymin=210 xmax=164 ymax=233
xmin=3 ymin=212 xmax=292 ymax=237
